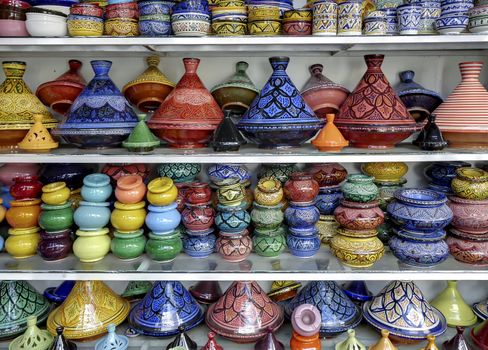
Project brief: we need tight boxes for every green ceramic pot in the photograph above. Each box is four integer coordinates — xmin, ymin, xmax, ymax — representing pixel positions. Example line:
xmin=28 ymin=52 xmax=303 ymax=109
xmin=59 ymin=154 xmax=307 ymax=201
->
xmin=250 ymin=202 xmax=284 ymax=230
xmin=258 ymin=163 xmax=298 ymax=184
xmin=252 ymin=231 xmax=286 ymax=257
xmin=145 ymin=231 xmax=182 ymax=262
xmin=157 ymin=163 xmax=201 ymax=183
xmin=38 ymin=202 xmax=74 ymax=232
xmin=341 ymin=174 xmax=379 ymax=203
xmin=111 ymin=229 xmax=146 ymax=260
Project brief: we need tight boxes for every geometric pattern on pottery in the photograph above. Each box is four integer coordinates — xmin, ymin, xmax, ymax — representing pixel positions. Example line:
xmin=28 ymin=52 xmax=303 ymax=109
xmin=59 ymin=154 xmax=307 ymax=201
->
xmin=387 ymin=200 xmax=452 ymax=231
xmin=473 ymin=300 xmax=488 ymax=320
xmin=397 ymin=7 xmax=421 ymax=31
xmin=258 ymin=164 xmax=298 ymax=184
xmin=182 ymin=233 xmax=216 ymax=257
xmin=286 ymin=234 xmax=321 ymax=257
xmin=338 ymin=16 xmax=362 ymax=33
xmin=139 ymin=21 xmax=172 ymax=36
xmin=157 ymin=163 xmax=201 ymax=182
xmin=215 ymin=208 xmax=251 ymax=232
xmin=172 ymin=20 xmax=210 ymax=36
xmin=216 ymin=234 xmax=252 ymax=260
xmin=313 ymin=19 xmax=337 ymax=33
xmin=285 ymin=204 xmax=320 ymax=229
xmin=207 ymin=164 xmax=250 ymax=184
xmin=285 ymin=281 xmax=362 ymax=336
xmin=315 ymin=190 xmax=342 ymax=215
xmin=182 ymin=205 xmax=215 ymax=229
xmin=446 ymin=235 xmax=488 ymax=265
xmin=388 ymin=236 xmax=449 ymax=267
xmin=329 ymin=235 xmax=385 ymax=267
xmin=253 ymin=234 xmax=286 ymax=255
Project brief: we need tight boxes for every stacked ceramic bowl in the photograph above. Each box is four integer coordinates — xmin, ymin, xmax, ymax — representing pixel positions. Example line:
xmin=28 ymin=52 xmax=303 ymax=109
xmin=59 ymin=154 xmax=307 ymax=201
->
xmin=0 ymin=0 xmax=29 ymax=36
xmin=171 ymin=0 xmax=210 ymax=36
xmin=468 ymin=2 xmax=488 ymax=32
xmin=247 ymin=0 xmax=292 ymax=15
xmin=30 ymin=0 xmax=76 ymax=15
xmin=138 ymin=0 xmax=173 ymax=36
xmin=104 ymin=0 xmax=140 ymax=36
xmin=248 ymin=5 xmax=281 ymax=35
xmin=436 ymin=0 xmax=473 ymax=34
xmin=363 ymin=9 xmax=387 ymax=35
xmin=283 ymin=8 xmax=312 ymax=35
xmin=26 ymin=7 xmax=67 ymax=36
xmin=67 ymin=2 xmax=103 ymax=36
xmin=380 ymin=7 xmax=398 ymax=34
xmin=210 ymin=0 xmax=247 ymax=36
xmin=419 ymin=0 xmax=441 ymax=33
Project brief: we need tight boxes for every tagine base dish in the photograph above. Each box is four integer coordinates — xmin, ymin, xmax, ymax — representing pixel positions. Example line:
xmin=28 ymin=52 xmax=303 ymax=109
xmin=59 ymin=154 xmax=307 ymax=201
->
xmin=151 ymin=128 xmax=215 ymax=149
xmin=337 ymin=127 xmax=417 ymax=149
xmin=0 ymin=129 xmax=29 ymax=148
xmin=240 ymin=126 xmax=322 ymax=149
xmin=442 ymin=130 xmax=488 ymax=148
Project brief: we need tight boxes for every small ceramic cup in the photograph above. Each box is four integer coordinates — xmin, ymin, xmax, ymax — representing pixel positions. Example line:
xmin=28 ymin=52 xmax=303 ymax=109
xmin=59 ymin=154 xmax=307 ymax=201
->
xmin=337 ymin=0 xmax=362 ymax=35
xmin=397 ymin=3 xmax=422 ymax=34
xmin=381 ymin=7 xmax=398 ymax=34
xmin=312 ymin=0 xmax=337 ymax=35
xmin=364 ymin=10 xmax=387 ymax=35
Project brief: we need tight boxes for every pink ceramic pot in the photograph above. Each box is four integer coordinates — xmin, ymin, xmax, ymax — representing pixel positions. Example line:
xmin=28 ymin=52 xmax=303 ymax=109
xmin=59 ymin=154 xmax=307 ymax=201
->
xmin=216 ymin=230 xmax=252 ymax=262
xmin=448 ymin=196 xmax=488 ymax=234
xmin=334 ymin=199 xmax=384 ymax=230
xmin=0 ymin=19 xmax=28 ymax=36
xmin=291 ymin=304 xmax=321 ymax=337
xmin=0 ymin=163 xmax=40 ymax=187
xmin=284 ymin=172 xmax=319 ymax=204
xmin=115 ymin=174 xmax=146 ymax=204
xmin=447 ymin=229 xmax=488 ymax=265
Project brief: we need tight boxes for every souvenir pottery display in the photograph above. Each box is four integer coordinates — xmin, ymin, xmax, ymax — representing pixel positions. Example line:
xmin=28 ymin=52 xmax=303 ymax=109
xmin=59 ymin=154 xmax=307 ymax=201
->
xmin=0 ymin=280 xmax=50 ymax=340
xmin=36 ymin=59 xmax=86 ymax=115
xmin=47 ymin=281 xmax=130 ymax=340
xmin=471 ymin=319 xmax=488 ymax=350
xmin=49 ymin=327 xmax=77 ymax=350
xmin=53 ymin=60 xmax=138 ymax=149
xmin=212 ymin=110 xmax=247 ymax=152
xmin=335 ymin=55 xmax=417 ymax=148
xmin=363 ymin=280 xmax=447 ymax=343
xmin=148 ymin=58 xmax=223 ymax=149
xmin=9 ymin=316 xmax=53 ymax=350
xmin=123 ymin=114 xmax=161 ymax=153
xmin=369 ymin=330 xmax=398 ymax=350
xmin=247 ymin=6 xmax=282 ymax=36
xmin=0 ymin=61 xmax=57 ymax=148
xmin=94 ymin=324 xmax=128 ymax=350
xmin=40 ymin=163 xmax=92 ymax=191
xmin=336 ymin=329 xmax=366 ymax=350
xmin=43 ymin=281 xmax=75 ymax=305
xmin=129 ymin=281 xmax=204 ymax=337
xmin=443 ymin=327 xmax=474 ymax=350
xmin=237 ymin=56 xmax=324 ymax=149
xmin=166 ymin=326 xmax=197 ymax=350
xmin=430 ymin=281 xmax=477 ymax=327
xmin=312 ymin=114 xmax=349 ymax=152
xmin=414 ymin=114 xmax=448 ymax=151
xmin=255 ymin=327 xmax=284 ymax=350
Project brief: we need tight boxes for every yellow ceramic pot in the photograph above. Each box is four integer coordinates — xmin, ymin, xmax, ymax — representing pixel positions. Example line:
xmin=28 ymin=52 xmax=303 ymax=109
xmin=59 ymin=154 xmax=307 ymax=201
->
xmin=6 ymin=199 xmax=42 ymax=229
xmin=5 ymin=227 xmax=41 ymax=259
xmin=67 ymin=19 xmax=104 ymax=36
xmin=329 ymin=234 xmax=384 ymax=268
xmin=0 ymin=198 xmax=5 ymax=223
xmin=254 ymin=177 xmax=283 ymax=206
xmin=110 ymin=201 xmax=146 ymax=232
xmin=361 ymin=162 xmax=408 ymax=183
xmin=41 ymin=182 xmax=70 ymax=205
xmin=73 ymin=228 xmax=111 ymax=263
xmin=316 ymin=214 xmax=338 ymax=244
xmin=451 ymin=167 xmax=488 ymax=200
xmin=146 ymin=177 xmax=178 ymax=206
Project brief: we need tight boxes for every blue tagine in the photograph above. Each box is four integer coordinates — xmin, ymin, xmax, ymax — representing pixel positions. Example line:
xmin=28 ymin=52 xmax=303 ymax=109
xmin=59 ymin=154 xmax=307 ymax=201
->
xmin=285 ymin=281 xmax=362 ymax=337
xmin=53 ymin=60 xmax=138 ymax=149
xmin=237 ymin=56 xmax=324 ymax=149
xmin=128 ymin=281 xmax=204 ymax=337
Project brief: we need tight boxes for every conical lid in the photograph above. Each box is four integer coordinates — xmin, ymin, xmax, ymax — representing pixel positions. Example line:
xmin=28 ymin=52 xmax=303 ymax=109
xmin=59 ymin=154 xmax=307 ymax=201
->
xmin=95 ymin=324 xmax=128 ymax=350
xmin=44 ymin=281 xmax=75 ymax=305
xmin=474 ymin=300 xmax=488 ymax=320
xmin=396 ymin=71 xmax=442 ymax=99
xmin=47 ymin=281 xmax=130 ymax=340
xmin=148 ymin=58 xmax=223 ymax=129
xmin=122 ymin=114 xmax=160 ymax=150
xmin=336 ymin=329 xmax=366 ymax=350
xmin=0 ymin=61 xmax=57 ymax=130
xmin=18 ymin=114 xmax=59 ymax=152
xmin=212 ymin=110 xmax=246 ymax=151
xmin=129 ymin=281 xmax=204 ymax=337
xmin=53 ymin=60 xmax=86 ymax=85
xmin=201 ymin=332 xmax=223 ymax=350
xmin=121 ymin=281 xmax=153 ymax=301
xmin=443 ymin=327 xmax=473 ymax=350
xmin=363 ymin=281 xmax=447 ymax=341
xmin=285 ymin=281 xmax=362 ymax=337
xmin=312 ymin=114 xmax=349 ymax=152
xmin=123 ymin=56 xmax=175 ymax=91
xmin=211 ymin=61 xmax=259 ymax=93
xmin=254 ymin=327 xmax=284 ymax=350
xmin=9 ymin=316 xmax=53 ymax=350
xmin=166 ymin=326 xmax=197 ymax=350
xmin=430 ymin=281 xmax=477 ymax=327
xmin=301 ymin=64 xmax=349 ymax=95
xmin=48 ymin=327 xmax=77 ymax=350
xmin=189 ymin=281 xmax=223 ymax=305
xmin=434 ymin=62 xmax=488 ymax=132
xmin=414 ymin=114 xmax=448 ymax=150
xmin=471 ymin=319 xmax=488 ymax=350
xmin=0 ymin=280 xmax=51 ymax=340
xmin=369 ymin=330 xmax=398 ymax=350
xmin=206 ymin=281 xmax=284 ymax=343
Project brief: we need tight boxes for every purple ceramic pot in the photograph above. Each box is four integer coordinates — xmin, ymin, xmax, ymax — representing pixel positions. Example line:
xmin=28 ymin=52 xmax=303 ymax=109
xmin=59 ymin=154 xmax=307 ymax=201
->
xmin=37 ymin=229 xmax=72 ymax=261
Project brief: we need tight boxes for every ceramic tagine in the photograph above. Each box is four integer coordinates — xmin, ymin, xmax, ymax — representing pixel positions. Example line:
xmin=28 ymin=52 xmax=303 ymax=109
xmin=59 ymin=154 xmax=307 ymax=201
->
xmin=212 ymin=110 xmax=247 ymax=152
xmin=53 ymin=60 xmax=138 ymax=149
xmin=335 ymin=55 xmax=418 ymax=148
xmin=369 ymin=330 xmax=398 ymax=350
xmin=202 ymin=332 xmax=223 ymax=350
xmin=311 ymin=113 xmax=349 ymax=152
xmin=363 ymin=280 xmax=447 ymax=343
xmin=123 ymin=56 xmax=175 ymax=112
xmin=301 ymin=64 xmax=350 ymax=118
xmin=430 ymin=281 xmax=477 ymax=327
xmin=18 ymin=114 xmax=59 ymax=152
xmin=43 ymin=281 xmax=75 ymax=305
xmin=0 ymin=61 xmax=57 ymax=148
xmin=36 ymin=59 xmax=87 ymax=115
xmin=413 ymin=114 xmax=448 ymax=151
xmin=122 ymin=114 xmax=160 ymax=153
xmin=206 ymin=281 xmax=284 ymax=343
xmin=9 ymin=315 xmax=53 ymax=350
xmin=473 ymin=300 xmax=488 ymax=320
xmin=94 ymin=324 xmax=129 ymax=350
xmin=166 ymin=326 xmax=197 ymax=350
xmin=148 ymin=58 xmax=224 ymax=149
xmin=237 ymin=56 xmax=324 ymax=149
xmin=395 ymin=70 xmax=443 ymax=123
xmin=47 ymin=281 xmax=131 ymax=340
xmin=189 ymin=281 xmax=223 ymax=305
xmin=49 ymin=327 xmax=77 ymax=350
xmin=335 ymin=329 xmax=366 ymax=350
xmin=255 ymin=327 xmax=284 ymax=350
xmin=211 ymin=61 xmax=260 ymax=115
xmin=121 ymin=281 xmax=153 ymax=302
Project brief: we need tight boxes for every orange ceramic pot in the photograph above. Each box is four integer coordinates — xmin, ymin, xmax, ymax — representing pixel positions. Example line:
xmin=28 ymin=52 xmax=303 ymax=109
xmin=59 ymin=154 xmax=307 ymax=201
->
xmin=6 ymin=199 xmax=42 ymax=228
xmin=290 ymin=330 xmax=321 ymax=350
xmin=115 ymin=174 xmax=146 ymax=204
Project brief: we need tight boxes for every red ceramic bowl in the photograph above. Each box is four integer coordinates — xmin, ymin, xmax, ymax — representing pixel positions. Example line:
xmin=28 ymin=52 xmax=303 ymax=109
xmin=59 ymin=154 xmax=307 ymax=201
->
xmin=105 ymin=6 xmax=138 ymax=18
xmin=336 ymin=124 xmax=418 ymax=149
xmin=123 ymin=82 xmax=173 ymax=112
xmin=70 ymin=3 xmax=103 ymax=17
xmin=0 ymin=5 xmax=26 ymax=20
xmin=0 ymin=129 xmax=28 ymax=148
xmin=302 ymin=87 xmax=349 ymax=118
xmin=0 ymin=0 xmax=30 ymax=9
xmin=36 ymin=80 xmax=85 ymax=115
xmin=283 ymin=20 xmax=311 ymax=35
xmin=150 ymin=126 xmax=216 ymax=149
xmin=105 ymin=1 xmax=137 ymax=11
xmin=0 ymin=18 xmax=28 ymax=36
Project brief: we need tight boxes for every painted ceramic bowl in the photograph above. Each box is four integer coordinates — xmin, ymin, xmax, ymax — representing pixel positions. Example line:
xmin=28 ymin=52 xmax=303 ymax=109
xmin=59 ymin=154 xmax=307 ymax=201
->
xmin=334 ymin=199 xmax=384 ymax=231
xmin=329 ymin=234 xmax=385 ymax=268
xmin=424 ymin=162 xmax=471 ymax=188
xmin=451 ymin=167 xmax=488 ymax=201
xmin=207 ymin=163 xmax=251 ymax=186
xmin=447 ymin=228 xmax=488 ymax=265
xmin=448 ymin=196 xmax=488 ymax=234
xmin=104 ymin=18 xmax=139 ymax=36
xmin=361 ymin=162 xmax=408 ymax=183
xmin=308 ymin=163 xmax=348 ymax=187
xmin=67 ymin=16 xmax=103 ymax=36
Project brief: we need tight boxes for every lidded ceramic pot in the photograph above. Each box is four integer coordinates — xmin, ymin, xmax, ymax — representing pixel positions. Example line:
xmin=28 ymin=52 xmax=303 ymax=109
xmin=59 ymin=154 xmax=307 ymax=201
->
xmin=413 ymin=114 xmax=448 ymax=151
xmin=36 ymin=59 xmax=87 ymax=115
xmin=148 ymin=58 xmax=224 ymax=149
xmin=122 ymin=114 xmax=160 ymax=153
xmin=301 ymin=64 xmax=350 ymax=118
xmin=49 ymin=326 xmax=77 ymax=350
xmin=43 ymin=281 xmax=75 ymax=305
xmin=312 ymin=114 xmax=349 ymax=152
xmin=18 ymin=114 xmax=59 ymax=152
xmin=335 ymin=55 xmax=418 ymax=148
xmin=335 ymin=329 xmax=366 ymax=350
xmin=53 ymin=60 xmax=138 ymax=149
xmin=451 ymin=167 xmax=488 ymax=201
xmin=94 ymin=324 xmax=128 ymax=350
xmin=212 ymin=110 xmax=247 ymax=152
xmin=369 ymin=330 xmax=398 ymax=350
xmin=430 ymin=281 xmax=477 ymax=327
xmin=9 ymin=316 xmax=53 ymax=350
xmin=443 ymin=327 xmax=474 ymax=350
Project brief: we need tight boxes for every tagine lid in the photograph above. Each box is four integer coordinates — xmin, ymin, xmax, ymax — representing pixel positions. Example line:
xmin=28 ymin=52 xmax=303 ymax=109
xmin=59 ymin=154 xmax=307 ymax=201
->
xmin=211 ymin=61 xmax=259 ymax=94
xmin=122 ymin=56 xmax=175 ymax=92
xmin=37 ymin=59 xmax=86 ymax=91
xmin=121 ymin=281 xmax=153 ymax=300
xmin=49 ymin=327 xmax=77 ymax=350
xmin=312 ymin=114 xmax=349 ymax=150
xmin=94 ymin=324 xmax=129 ymax=350
xmin=268 ymin=280 xmax=302 ymax=298
xmin=18 ymin=114 xmax=59 ymax=152
xmin=443 ymin=327 xmax=474 ymax=350
xmin=122 ymin=114 xmax=160 ymax=149
xmin=301 ymin=64 xmax=350 ymax=95
xmin=9 ymin=316 xmax=54 ymax=350
xmin=430 ymin=281 xmax=477 ymax=327
xmin=396 ymin=70 xmax=443 ymax=100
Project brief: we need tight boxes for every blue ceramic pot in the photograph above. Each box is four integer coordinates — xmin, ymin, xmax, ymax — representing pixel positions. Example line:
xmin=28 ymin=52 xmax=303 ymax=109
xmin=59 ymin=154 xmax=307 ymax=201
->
xmin=182 ymin=233 xmax=216 ymax=258
xmin=172 ymin=0 xmax=209 ymax=14
xmin=342 ymin=281 xmax=373 ymax=303
xmin=81 ymin=173 xmax=112 ymax=202
xmin=424 ymin=162 xmax=470 ymax=187
xmin=157 ymin=163 xmax=201 ymax=183
xmin=139 ymin=20 xmax=171 ymax=36
xmin=206 ymin=164 xmax=251 ymax=186
xmin=145 ymin=202 xmax=181 ymax=234
xmin=315 ymin=186 xmax=342 ymax=215
xmin=288 ymin=226 xmax=319 ymax=237
xmin=286 ymin=233 xmax=320 ymax=258
xmin=73 ymin=201 xmax=111 ymax=230
xmin=138 ymin=1 xmax=172 ymax=15
xmin=43 ymin=281 xmax=75 ymax=304
xmin=215 ymin=202 xmax=250 ymax=233
xmin=387 ymin=188 xmax=452 ymax=232
xmin=285 ymin=203 xmax=320 ymax=229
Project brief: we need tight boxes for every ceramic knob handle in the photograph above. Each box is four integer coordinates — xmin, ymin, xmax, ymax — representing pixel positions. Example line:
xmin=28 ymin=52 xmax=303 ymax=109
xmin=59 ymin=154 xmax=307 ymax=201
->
xmin=68 ymin=60 xmax=82 ymax=73
xmin=183 ymin=58 xmax=200 ymax=74
xmin=146 ymin=56 xmax=160 ymax=67
xmin=399 ymin=70 xmax=414 ymax=83
xmin=236 ymin=61 xmax=249 ymax=73
xmin=309 ymin=64 xmax=324 ymax=76
xmin=364 ymin=54 xmax=384 ymax=69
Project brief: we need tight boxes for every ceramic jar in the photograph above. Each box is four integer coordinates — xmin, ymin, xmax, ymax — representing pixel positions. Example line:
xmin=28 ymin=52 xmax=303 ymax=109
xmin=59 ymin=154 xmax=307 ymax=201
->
xmin=285 ymin=203 xmax=320 ymax=229
xmin=290 ymin=331 xmax=320 ymax=350
xmin=6 ymin=227 xmax=41 ymax=259
xmin=81 ymin=174 xmax=112 ymax=203
xmin=73 ymin=201 xmax=111 ymax=231
xmin=448 ymin=196 xmax=488 ymax=234
xmin=251 ymin=202 xmax=284 ymax=230
xmin=207 ymin=164 xmax=251 ymax=187
xmin=216 ymin=230 xmax=252 ymax=262
xmin=37 ymin=229 xmax=72 ymax=261
xmin=39 ymin=202 xmax=74 ymax=232
xmin=286 ymin=230 xmax=321 ymax=258
xmin=334 ymin=200 xmax=384 ymax=230
xmin=312 ymin=0 xmax=338 ymax=36
xmin=308 ymin=163 xmax=348 ymax=187
xmin=341 ymin=174 xmax=379 ymax=203
xmin=158 ymin=163 xmax=201 ymax=183
xmin=6 ymin=199 xmax=42 ymax=228
xmin=254 ymin=177 xmax=283 ymax=206
xmin=145 ymin=231 xmax=182 ymax=262
xmin=284 ymin=172 xmax=320 ymax=204
xmin=115 ymin=175 xmax=146 ymax=204
xmin=182 ymin=203 xmax=215 ymax=231
xmin=252 ymin=230 xmax=286 ymax=257
xmin=111 ymin=201 xmax=146 ymax=232
xmin=316 ymin=214 xmax=339 ymax=243
xmin=0 ymin=163 xmax=40 ymax=187
xmin=73 ymin=228 xmax=111 ymax=262
xmin=217 ymin=180 xmax=245 ymax=206
xmin=424 ymin=162 xmax=470 ymax=189
xmin=10 ymin=175 xmax=43 ymax=200
xmin=397 ymin=3 xmax=421 ymax=34
xmin=330 ymin=230 xmax=385 ymax=268
xmin=315 ymin=186 xmax=342 ymax=215
xmin=215 ymin=202 xmax=250 ymax=233
xmin=259 ymin=164 xmax=298 ymax=184
xmin=362 ymin=162 xmax=408 ymax=184
xmin=451 ymin=167 xmax=488 ymax=200
xmin=182 ymin=230 xmax=216 ymax=258
xmin=185 ymin=182 xmax=212 ymax=205
xmin=103 ymin=163 xmax=150 ymax=184
xmin=147 ymin=177 xmax=178 ymax=206
xmin=111 ymin=229 xmax=146 ymax=260
xmin=338 ymin=0 xmax=362 ymax=35
xmin=41 ymin=182 xmax=71 ymax=205
xmin=145 ymin=202 xmax=181 ymax=234
xmin=447 ymin=229 xmax=488 ymax=265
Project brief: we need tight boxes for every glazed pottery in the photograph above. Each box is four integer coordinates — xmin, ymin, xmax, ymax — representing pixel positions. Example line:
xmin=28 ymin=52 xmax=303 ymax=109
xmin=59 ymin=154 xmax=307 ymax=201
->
xmin=287 ymin=229 xmax=321 ymax=258
xmin=451 ymin=167 xmax=488 ymax=201
xmin=387 ymin=189 xmax=452 ymax=232
xmin=433 ymin=62 xmax=488 ymax=148
xmin=315 ymin=186 xmax=342 ymax=215
xmin=129 ymin=281 xmax=204 ymax=337
xmin=158 ymin=163 xmax=201 ymax=183
xmin=123 ymin=56 xmax=175 ymax=112
xmin=471 ymin=319 xmax=488 ymax=350
xmin=6 ymin=199 xmax=42 ymax=228
xmin=185 ymin=182 xmax=211 ymax=205
xmin=111 ymin=229 xmax=146 ymax=260
xmin=285 ymin=202 xmax=320 ymax=229
xmin=42 ymin=182 xmax=71 ymax=206
xmin=316 ymin=214 xmax=339 ymax=243
xmin=115 ymin=174 xmax=146 ymax=204
xmin=73 ymin=228 xmax=111 ymax=262
xmin=290 ymin=304 xmax=321 ymax=338
xmin=122 ymin=281 xmax=153 ymax=302
xmin=207 ymin=163 xmax=251 ymax=186
xmin=251 ymin=202 xmax=284 ymax=230
xmin=424 ymin=162 xmax=470 ymax=189
xmin=9 ymin=315 xmax=53 ymax=350
xmin=395 ymin=70 xmax=443 ymax=123
xmin=80 ymin=173 xmax=112 ymax=203
xmin=39 ymin=202 xmax=74 ymax=232
xmin=216 ymin=230 xmax=252 ymax=262
xmin=252 ymin=229 xmax=286 ymax=257
xmin=446 ymin=228 xmax=488 ymax=265
xmin=268 ymin=281 xmax=301 ymax=303
xmin=338 ymin=0 xmax=362 ymax=35
xmin=473 ymin=301 xmax=488 ymax=321
xmin=363 ymin=280 xmax=447 ymax=342
xmin=448 ymin=196 xmax=488 ymax=234
xmin=145 ymin=231 xmax=182 ymax=262
xmin=38 ymin=229 xmax=72 ymax=261
xmin=182 ymin=203 xmax=215 ymax=231
xmin=414 ymin=114 xmax=448 ymax=151
xmin=336 ymin=329 xmax=366 ymax=350
xmin=284 ymin=172 xmax=319 ymax=204
xmin=341 ymin=174 xmax=379 ymax=203
xmin=212 ymin=110 xmax=246 ymax=152
xmin=330 ymin=232 xmax=385 ymax=268
xmin=217 ymin=179 xmax=245 ymax=206
xmin=182 ymin=230 xmax=216 ymax=258
xmin=47 ymin=281 xmax=130 ymax=340
xmin=147 ymin=177 xmax=178 ymax=206
xmin=258 ymin=164 xmax=298 ymax=184
xmin=166 ymin=326 xmax=197 ymax=350
xmin=18 ymin=114 xmax=58 ymax=152
xmin=254 ymin=177 xmax=283 ymax=206
xmin=211 ymin=61 xmax=259 ymax=115
xmin=0 ymin=163 xmax=40 ymax=187
xmin=215 ymin=202 xmax=250 ymax=232
xmin=255 ymin=328 xmax=284 ymax=350
xmin=123 ymin=114 xmax=160 ymax=153
xmin=53 ymin=60 xmax=138 ymax=149
xmin=111 ymin=201 xmax=146 ymax=232
xmin=145 ymin=202 xmax=181 ymax=234
xmin=362 ymin=162 xmax=408 ymax=183
xmin=148 ymin=58 xmax=223 ymax=148
xmin=10 ymin=175 xmax=43 ymax=200
xmin=286 ymin=281 xmax=362 ymax=337
xmin=206 ymin=281 xmax=284 ymax=343
xmin=73 ymin=201 xmax=110 ymax=231
xmin=43 ymin=281 xmax=75 ymax=305
xmin=237 ymin=56 xmax=323 ymax=149
xmin=335 ymin=55 xmax=417 ymax=148
xmin=102 ymin=163 xmax=150 ymax=184
xmin=0 ymin=280 xmax=50 ymax=340
xmin=94 ymin=324 xmax=128 ymax=350
xmin=201 ymin=332 xmax=223 ymax=350
xmin=290 ymin=330 xmax=320 ymax=350
xmin=36 ymin=59 xmax=86 ymax=116
xmin=189 ymin=281 xmax=223 ymax=305
xmin=308 ymin=164 xmax=346 ymax=188
xmin=342 ymin=281 xmax=373 ymax=303
xmin=442 ymin=327 xmax=474 ymax=350
xmin=421 ymin=335 xmax=439 ymax=350
xmin=369 ymin=330 xmax=398 ymax=350
xmin=40 ymin=163 xmax=92 ymax=191
xmin=430 ymin=281 xmax=477 ymax=327
xmin=334 ymin=200 xmax=384 ymax=230
xmin=312 ymin=114 xmax=349 ymax=152
xmin=0 ymin=61 xmax=57 ymax=148
xmin=49 ymin=327 xmax=77 ymax=350
xmin=6 ymin=227 xmax=41 ymax=259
